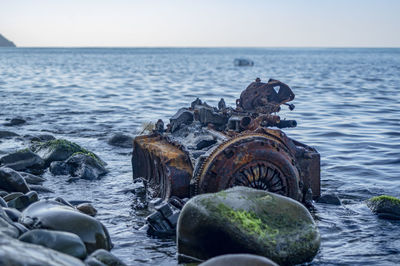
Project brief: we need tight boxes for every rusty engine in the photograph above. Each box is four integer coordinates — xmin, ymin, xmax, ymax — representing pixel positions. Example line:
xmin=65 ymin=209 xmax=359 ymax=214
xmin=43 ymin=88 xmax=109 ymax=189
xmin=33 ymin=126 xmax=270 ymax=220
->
xmin=132 ymin=78 xmax=320 ymax=205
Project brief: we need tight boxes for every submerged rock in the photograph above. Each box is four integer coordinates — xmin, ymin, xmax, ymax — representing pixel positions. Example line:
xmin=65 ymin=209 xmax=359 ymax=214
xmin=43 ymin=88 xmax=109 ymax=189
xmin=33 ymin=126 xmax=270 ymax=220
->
xmin=177 ymin=187 xmax=320 ymax=265
xmin=107 ymin=133 xmax=133 ymax=148
xmin=317 ymin=193 xmax=341 ymax=205
xmin=0 ymin=130 xmax=19 ymax=139
xmin=85 ymin=249 xmax=127 ymax=266
xmin=0 ymin=233 xmax=85 ymax=266
xmin=50 ymin=153 xmax=108 ymax=180
xmin=0 ymin=149 xmax=45 ymax=173
xmin=4 ymin=117 xmax=26 ymax=126
xmin=367 ymin=195 xmax=400 ymax=220
xmin=0 ymin=167 xmax=30 ymax=193
xmin=199 ymin=254 xmax=278 ymax=266
xmin=20 ymin=200 xmax=113 ymax=253
xmin=19 ymin=229 xmax=87 ymax=259
xmin=31 ymin=139 xmax=103 ymax=167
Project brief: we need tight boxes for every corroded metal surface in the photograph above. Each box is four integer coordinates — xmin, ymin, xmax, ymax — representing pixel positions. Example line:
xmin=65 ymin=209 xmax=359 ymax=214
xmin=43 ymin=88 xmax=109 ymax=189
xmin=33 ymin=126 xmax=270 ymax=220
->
xmin=132 ymin=78 xmax=320 ymax=203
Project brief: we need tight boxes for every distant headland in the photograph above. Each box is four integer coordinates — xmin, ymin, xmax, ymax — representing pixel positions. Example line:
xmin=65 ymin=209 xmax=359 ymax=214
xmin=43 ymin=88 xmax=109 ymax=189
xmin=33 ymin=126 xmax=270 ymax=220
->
xmin=0 ymin=34 xmax=16 ymax=47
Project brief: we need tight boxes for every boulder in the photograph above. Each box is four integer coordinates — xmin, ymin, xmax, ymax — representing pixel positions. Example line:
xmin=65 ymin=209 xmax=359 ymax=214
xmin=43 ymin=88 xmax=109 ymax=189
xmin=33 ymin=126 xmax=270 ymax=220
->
xmin=3 ymin=207 xmax=22 ymax=222
xmin=19 ymin=229 xmax=87 ymax=259
xmin=177 ymin=187 xmax=320 ymax=265
xmin=0 ymin=233 xmax=85 ymax=266
xmin=28 ymin=184 xmax=54 ymax=193
xmin=77 ymin=203 xmax=97 ymax=217
xmin=85 ymin=249 xmax=127 ymax=266
xmin=50 ymin=153 xmax=108 ymax=180
xmin=199 ymin=254 xmax=278 ymax=266
xmin=0 ymin=167 xmax=30 ymax=193
xmin=0 ymin=148 xmax=46 ymax=173
xmin=107 ymin=133 xmax=133 ymax=148
xmin=367 ymin=195 xmax=400 ymax=220
xmin=31 ymin=139 xmax=103 ymax=167
xmin=20 ymin=172 xmax=46 ymax=185
xmin=7 ymin=194 xmax=30 ymax=211
xmin=28 ymin=134 xmax=56 ymax=142
xmin=20 ymin=200 xmax=113 ymax=253
xmin=3 ymin=192 xmax=24 ymax=201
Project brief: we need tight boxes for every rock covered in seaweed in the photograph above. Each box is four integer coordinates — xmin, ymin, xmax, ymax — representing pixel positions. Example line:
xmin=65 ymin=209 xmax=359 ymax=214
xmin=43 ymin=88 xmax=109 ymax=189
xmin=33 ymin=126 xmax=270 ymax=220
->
xmin=367 ymin=195 xmax=400 ymax=220
xmin=19 ymin=200 xmax=113 ymax=253
xmin=177 ymin=186 xmax=320 ymax=265
xmin=31 ymin=139 xmax=104 ymax=167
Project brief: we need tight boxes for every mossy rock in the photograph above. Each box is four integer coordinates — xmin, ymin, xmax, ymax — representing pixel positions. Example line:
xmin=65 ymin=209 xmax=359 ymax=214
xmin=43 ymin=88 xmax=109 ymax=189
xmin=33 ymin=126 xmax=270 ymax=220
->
xmin=31 ymin=139 xmax=105 ymax=167
xmin=177 ymin=187 xmax=320 ymax=265
xmin=367 ymin=195 xmax=400 ymax=220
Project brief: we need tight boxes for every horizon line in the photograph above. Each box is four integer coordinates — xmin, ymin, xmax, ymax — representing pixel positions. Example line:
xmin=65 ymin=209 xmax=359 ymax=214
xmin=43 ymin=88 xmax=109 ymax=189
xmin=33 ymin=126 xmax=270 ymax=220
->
xmin=6 ymin=45 xmax=400 ymax=49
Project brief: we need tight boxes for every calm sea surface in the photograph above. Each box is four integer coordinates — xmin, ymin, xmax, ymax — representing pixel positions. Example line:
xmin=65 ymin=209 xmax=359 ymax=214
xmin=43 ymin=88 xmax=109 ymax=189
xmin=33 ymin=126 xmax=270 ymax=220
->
xmin=0 ymin=48 xmax=399 ymax=265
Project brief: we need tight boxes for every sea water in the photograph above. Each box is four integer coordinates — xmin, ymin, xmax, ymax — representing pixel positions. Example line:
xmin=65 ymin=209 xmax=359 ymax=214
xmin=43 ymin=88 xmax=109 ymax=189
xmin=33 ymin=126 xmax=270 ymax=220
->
xmin=0 ymin=47 xmax=399 ymax=265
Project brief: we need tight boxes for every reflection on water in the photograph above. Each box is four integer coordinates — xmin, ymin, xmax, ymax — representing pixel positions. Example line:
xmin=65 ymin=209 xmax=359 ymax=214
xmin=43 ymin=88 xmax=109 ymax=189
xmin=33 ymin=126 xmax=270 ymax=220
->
xmin=0 ymin=48 xmax=399 ymax=265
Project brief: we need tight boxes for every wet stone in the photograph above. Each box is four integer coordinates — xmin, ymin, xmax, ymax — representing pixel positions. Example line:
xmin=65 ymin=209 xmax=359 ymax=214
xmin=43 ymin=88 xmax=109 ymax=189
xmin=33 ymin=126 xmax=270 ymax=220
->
xmin=4 ymin=117 xmax=26 ymax=126
xmin=26 ymin=191 xmax=39 ymax=204
xmin=77 ymin=203 xmax=97 ymax=217
xmin=0 ymin=216 xmax=19 ymax=238
xmin=50 ymin=153 xmax=108 ymax=180
xmin=85 ymin=249 xmax=127 ymax=266
xmin=107 ymin=133 xmax=133 ymax=148
xmin=0 ymin=190 xmax=8 ymax=197
xmin=3 ymin=192 xmax=24 ymax=202
xmin=177 ymin=187 xmax=320 ymax=265
xmin=0 ymin=197 xmax=7 ymax=207
xmin=317 ymin=193 xmax=341 ymax=205
xmin=20 ymin=200 xmax=113 ymax=253
xmin=13 ymin=222 xmax=29 ymax=235
xmin=7 ymin=194 xmax=30 ymax=211
xmin=20 ymin=172 xmax=46 ymax=185
xmin=0 ymin=233 xmax=85 ymax=266
xmin=3 ymin=207 xmax=22 ymax=222
xmin=0 ymin=130 xmax=19 ymax=139
xmin=0 ymin=167 xmax=30 ymax=193
xmin=28 ymin=184 xmax=54 ymax=193
xmin=199 ymin=254 xmax=278 ymax=266
xmin=19 ymin=229 xmax=87 ymax=259
xmin=28 ymin=134 xmax=56 ymax=142
xmin=0 ymin=149 xmax=45 ymax=173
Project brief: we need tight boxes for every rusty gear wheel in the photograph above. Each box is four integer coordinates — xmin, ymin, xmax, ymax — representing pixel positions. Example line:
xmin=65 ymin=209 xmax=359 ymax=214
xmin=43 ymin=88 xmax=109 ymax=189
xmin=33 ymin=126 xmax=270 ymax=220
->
xmin=192 ymin=133 xmax=302 ymax=201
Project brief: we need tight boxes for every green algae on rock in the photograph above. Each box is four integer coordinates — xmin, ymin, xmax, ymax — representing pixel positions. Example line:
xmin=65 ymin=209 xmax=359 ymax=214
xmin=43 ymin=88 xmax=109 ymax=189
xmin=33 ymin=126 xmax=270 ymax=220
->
xmin=177 ymin=186 xmax=320 ymax=265
xmin=367 ymin=195 xmax=400 ymax=220
xmin=31 ymin=139 xmax=105 ymax=166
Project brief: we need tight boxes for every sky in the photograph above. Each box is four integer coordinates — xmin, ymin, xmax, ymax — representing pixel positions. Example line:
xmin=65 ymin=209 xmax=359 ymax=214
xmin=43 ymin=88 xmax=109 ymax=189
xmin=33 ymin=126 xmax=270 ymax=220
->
xmin=0 ymin=0 xmax=399 ymax=47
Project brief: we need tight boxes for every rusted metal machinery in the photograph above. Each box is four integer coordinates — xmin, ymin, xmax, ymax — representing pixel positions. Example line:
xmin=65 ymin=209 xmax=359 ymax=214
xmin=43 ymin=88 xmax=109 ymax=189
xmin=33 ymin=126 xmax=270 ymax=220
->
xmin=132 ymin=78 xmax=320 ymax=204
